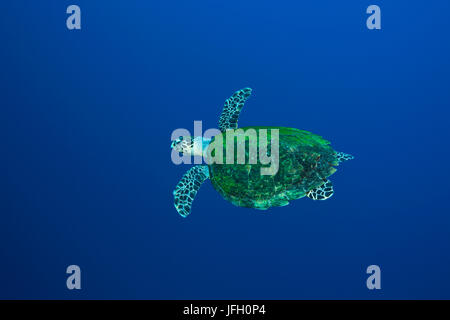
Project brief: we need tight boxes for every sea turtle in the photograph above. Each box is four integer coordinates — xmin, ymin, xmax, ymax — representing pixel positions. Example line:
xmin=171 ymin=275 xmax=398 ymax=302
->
xmin=171 ymin=88 xmax=353 ymax=217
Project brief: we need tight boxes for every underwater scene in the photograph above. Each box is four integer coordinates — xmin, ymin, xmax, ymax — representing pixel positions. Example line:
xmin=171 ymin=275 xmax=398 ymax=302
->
xmin=1 ymin=1 xmax=450 ymax=299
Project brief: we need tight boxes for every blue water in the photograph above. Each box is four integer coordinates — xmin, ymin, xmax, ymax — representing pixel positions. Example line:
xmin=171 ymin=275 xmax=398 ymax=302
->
xmin=1 ymin=1 xmax=450 ymax=299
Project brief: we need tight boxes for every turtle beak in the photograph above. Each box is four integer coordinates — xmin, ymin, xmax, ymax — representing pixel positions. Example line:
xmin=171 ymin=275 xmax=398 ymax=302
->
xmin=171 ymin=139 xmax=182 ymax=150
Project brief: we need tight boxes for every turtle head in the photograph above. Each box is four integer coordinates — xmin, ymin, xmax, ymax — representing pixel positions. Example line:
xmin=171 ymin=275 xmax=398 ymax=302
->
xmin=171 ymin=136 xmax=206 ymax=157
xmin=171 ymin=136 xmax=194 ymax=154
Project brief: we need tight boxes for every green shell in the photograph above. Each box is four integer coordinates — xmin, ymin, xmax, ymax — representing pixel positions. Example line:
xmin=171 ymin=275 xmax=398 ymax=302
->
xmin=207 ymin=127 xmax=339 ymax=209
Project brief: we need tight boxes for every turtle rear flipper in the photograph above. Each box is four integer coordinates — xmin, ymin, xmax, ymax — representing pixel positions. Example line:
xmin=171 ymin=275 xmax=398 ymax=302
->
xmin=174 ymin=165 xmax=209 ymax=217
xmin=335 ymin=151 xmax=354 ymax=163
xmin=307 ymin=179 xmax=334 ymax=200
xmin=218 ymin=88 xmax=252 ymax=131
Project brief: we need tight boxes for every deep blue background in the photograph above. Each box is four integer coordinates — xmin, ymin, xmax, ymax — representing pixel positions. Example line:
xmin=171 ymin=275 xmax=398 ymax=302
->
xmin=1 ymin=1 xmax=450 ymax=299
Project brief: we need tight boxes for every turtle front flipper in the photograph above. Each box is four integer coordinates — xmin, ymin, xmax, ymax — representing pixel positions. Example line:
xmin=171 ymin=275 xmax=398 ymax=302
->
xmin=173 ymin=165 xmax=210 ymax=217
xmin=218 ymin=88 xmax=252 ymax=131
xmin=307 ymin=179 xmax=334 ymax=200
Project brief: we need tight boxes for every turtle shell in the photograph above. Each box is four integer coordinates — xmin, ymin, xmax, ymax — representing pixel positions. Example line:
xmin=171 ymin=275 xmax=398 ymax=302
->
xmin=207 ymin=126 xmax=339 ymax=209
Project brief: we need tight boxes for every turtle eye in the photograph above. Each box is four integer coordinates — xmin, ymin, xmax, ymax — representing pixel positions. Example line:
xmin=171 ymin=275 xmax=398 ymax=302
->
xmin=179 ymin=136 xmax=183 ymax=141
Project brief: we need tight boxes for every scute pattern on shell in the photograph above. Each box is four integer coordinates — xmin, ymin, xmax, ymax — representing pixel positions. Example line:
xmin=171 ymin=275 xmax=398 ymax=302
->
xmin=208 ymin=127 xmax=339 ymax=209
